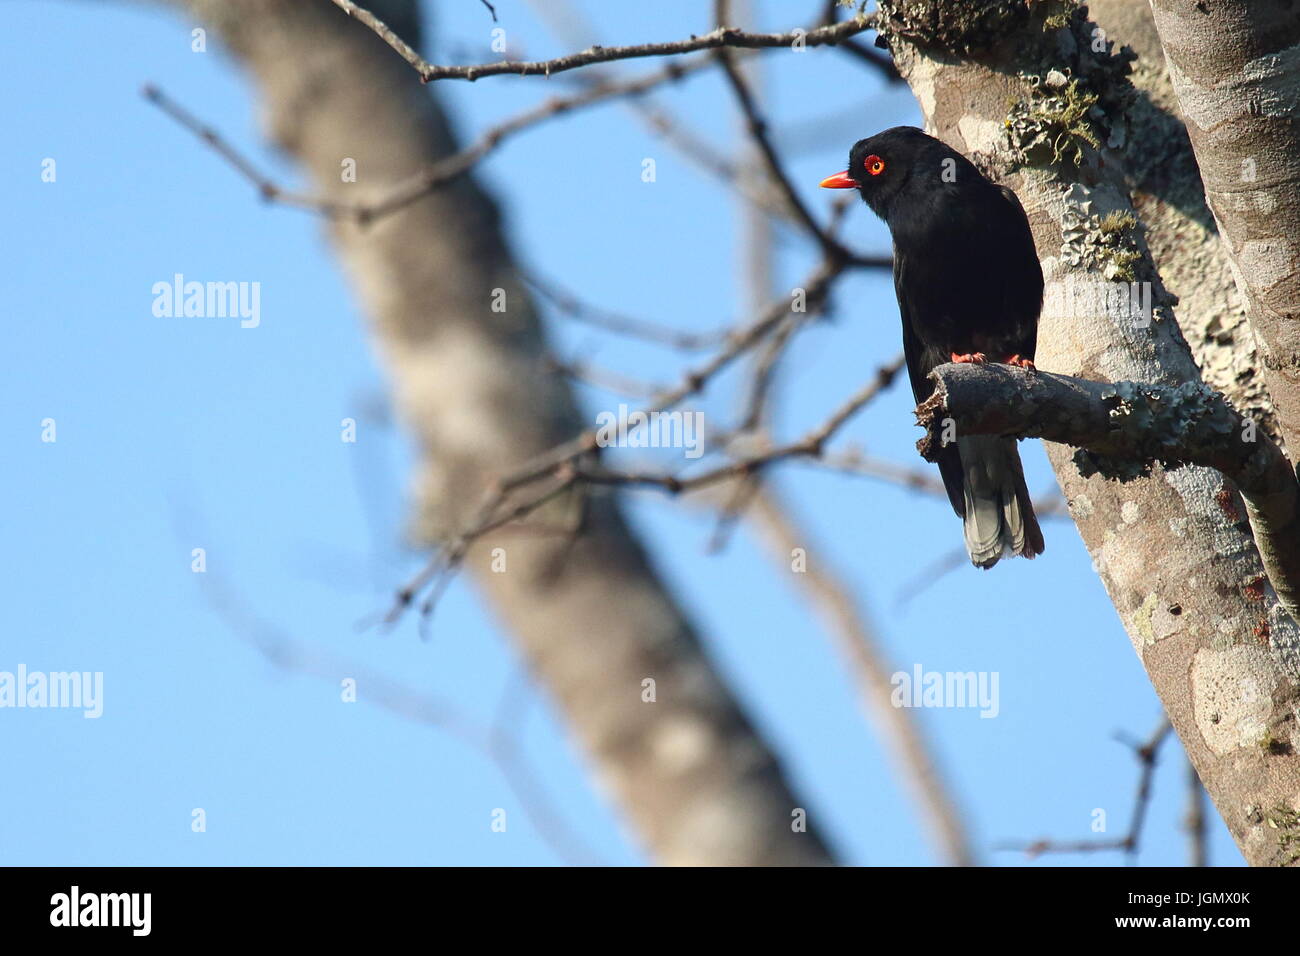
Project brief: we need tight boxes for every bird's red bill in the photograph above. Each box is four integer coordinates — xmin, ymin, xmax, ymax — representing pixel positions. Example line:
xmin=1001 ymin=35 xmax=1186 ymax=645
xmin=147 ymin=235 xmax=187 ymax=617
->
xmin=819 ymin=170 xmax=857 ymax=189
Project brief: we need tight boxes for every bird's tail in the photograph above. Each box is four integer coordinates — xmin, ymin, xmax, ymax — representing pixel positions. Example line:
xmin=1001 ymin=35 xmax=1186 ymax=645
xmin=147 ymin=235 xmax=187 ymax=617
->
xmin=956 ymin=435 xmax=1045 ymax=569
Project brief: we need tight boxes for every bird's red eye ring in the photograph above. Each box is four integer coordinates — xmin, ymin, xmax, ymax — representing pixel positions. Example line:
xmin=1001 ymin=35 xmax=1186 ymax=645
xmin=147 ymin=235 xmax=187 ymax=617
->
xmin=864 ymin=155 xmax=886 ymax=176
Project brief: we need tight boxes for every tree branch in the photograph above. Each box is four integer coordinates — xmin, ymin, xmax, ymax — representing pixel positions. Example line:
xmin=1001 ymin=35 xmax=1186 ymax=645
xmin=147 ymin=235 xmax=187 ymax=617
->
xmin=917 ymin=363 xmax=1300 ymax=621
xmin=524 ymin=270 xmax=731 ymax=351
xmin=330 ymin=0 xmax=875 ymax=82
xmin=145 ymin=57 xmax=715 ymax=225
xmin=389 ymin=352 xmax=905 ymax=622
xmin=999 ymin=719 xmax=1172 ymax=861
xmin=819 ymin=0 xmax=903 ymax=82
xmin=715 ymin=44 xmax=850 ymax=262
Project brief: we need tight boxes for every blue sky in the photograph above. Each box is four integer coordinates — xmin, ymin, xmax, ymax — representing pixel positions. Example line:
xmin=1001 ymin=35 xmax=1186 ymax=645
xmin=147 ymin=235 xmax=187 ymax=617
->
xmin=1 ymin=1 xmax=1239 ymax=866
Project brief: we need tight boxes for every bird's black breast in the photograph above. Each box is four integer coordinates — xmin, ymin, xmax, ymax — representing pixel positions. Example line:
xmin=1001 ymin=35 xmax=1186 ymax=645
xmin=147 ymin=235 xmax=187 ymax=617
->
xmin=890 ymin=180 xmax=1041 ymax=380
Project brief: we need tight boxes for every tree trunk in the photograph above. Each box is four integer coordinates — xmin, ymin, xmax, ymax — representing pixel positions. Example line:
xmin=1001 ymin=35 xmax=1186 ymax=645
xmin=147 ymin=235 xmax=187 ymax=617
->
xmin=876 ymin=0 xmax=1300 ymax=865
xmin=1148 ymin=0 xmax=1300 ymax=459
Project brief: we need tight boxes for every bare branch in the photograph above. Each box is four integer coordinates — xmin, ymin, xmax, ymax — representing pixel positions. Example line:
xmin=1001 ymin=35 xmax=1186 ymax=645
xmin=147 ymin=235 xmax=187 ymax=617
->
xmin=545 ymin=356 xmax=663 ymax=399
xmin=571 ymin=355 xmax=905 ymax=495
xmin=197 ymin=568 xmax=609 ymax=865
xmin=329 ymin=1 xmax=876 ymax=82
xmin=145 ymin=59 xmax=715 ymax=225
xmin=999 ymin=719 xmax=1172 ymax=860
xmin=356 ymin=58 xmax=713 ymax=222
xmin=739 ymin=313 xmax=803 ymax=432
xmin=818 ymin=0 xmax=903 ymax=81
xmin=705 ymin=472 xmax=762 ymax=554
xmin=486 ymin=257 xmax=852 ymax=491
xmin=521 ymin=0 xmax=850 ymax=231
xmin=141 ymin=84 xmax=354 ymax=216
xmin=715 ymin=43 xmax=853 ymax=262
xmin=389 ymin=473 xmax=579 ymax=625
xmin=389 ymin=350 xmax=904 ymax=624
xmin=525 ymin=271 xmax=730 ymax=351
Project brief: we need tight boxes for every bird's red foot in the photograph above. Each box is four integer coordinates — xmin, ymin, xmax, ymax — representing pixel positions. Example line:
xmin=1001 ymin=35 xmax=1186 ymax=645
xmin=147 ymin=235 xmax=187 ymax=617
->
xmin=950 ymin=351 xmax=988 ymax=364
xmin=1002 ymin=354 xmax=1036 ymax=370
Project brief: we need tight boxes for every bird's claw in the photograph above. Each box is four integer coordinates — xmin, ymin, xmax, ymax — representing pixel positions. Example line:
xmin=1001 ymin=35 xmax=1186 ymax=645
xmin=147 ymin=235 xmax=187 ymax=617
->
xmin=1003 ymin=354 xmax=1036 ymax=370
xmin=950 ymin=351 xmax=988 ymax=364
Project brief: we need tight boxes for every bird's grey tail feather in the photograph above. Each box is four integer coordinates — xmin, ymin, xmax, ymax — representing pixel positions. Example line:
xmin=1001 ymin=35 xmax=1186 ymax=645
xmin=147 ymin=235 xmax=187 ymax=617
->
xmin=956 ymin=436 xmax=1045 ymax=569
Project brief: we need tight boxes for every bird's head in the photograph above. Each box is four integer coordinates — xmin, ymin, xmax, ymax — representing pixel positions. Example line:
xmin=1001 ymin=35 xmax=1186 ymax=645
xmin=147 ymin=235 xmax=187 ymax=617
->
xmin=819 ymin=126 xmax=945 ymax=221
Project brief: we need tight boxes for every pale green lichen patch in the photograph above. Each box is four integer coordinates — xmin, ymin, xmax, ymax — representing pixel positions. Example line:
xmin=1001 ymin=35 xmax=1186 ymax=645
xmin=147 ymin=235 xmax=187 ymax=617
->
xmin=1134 ymin=592 xmax=1158 ymax=645
xmin=1060 ymin=184 xmax=1145 ymax=282
xmin=1000 ymin=4 xmax=1136 ymax=175
xmin=1072 ymin=380 xmax=1237 ymax=483
xmin=1004 ymin=73 xmax=1100 ymax=168
xmin=1039 ymin=1 xmax=1076 ymax=32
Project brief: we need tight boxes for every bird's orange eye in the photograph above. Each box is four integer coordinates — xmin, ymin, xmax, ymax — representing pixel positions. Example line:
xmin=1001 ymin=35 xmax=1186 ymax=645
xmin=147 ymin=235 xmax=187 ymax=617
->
xmin=864 ymin=155 xmax=885 ymax=176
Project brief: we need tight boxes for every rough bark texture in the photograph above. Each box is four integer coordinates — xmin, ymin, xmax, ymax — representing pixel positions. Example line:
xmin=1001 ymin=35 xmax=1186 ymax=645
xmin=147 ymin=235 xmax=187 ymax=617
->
xmin=1149 ymin=0 xmax=1300 ymax=461
xmin=876 ymin=0 xmax=1300 ymax=865
xmin=173 ymin=0 xmax=833 ymax=866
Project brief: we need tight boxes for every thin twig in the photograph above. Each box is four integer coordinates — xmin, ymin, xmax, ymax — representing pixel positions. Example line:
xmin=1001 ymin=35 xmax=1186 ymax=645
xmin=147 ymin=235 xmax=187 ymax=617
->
xmin=145 ymin=59 xmax=714 ymax=226
xmin=740 ymin=313 xmax=806 ymax=431
xmin=997 ymin=719 xmax=1173 ymax=860
xmin=358 ymin=59 xmax=713 ymax=223
xmin=329 ymin=2 xmax=875 ymax=83
xmin=460 ymin=257 xmax=851 ymax=498
xmin=705 ymin=472 xmax=762 ymax=554
xmin=568 ymin=355 xmax=906 ymax=495
xmin=521 ymin=0 xmax=828 ymax=228
xmin=820 ymin=0 xmax=903 ymax=82
xmin=193 ymin=565 xmax=608 ymax=865
xmin=141 ymin=84 xmax=355 ymax=217
xmin=526 ymin=271 xmax=730 ymax=351
xmin=546 ymin=356 xmax=664 ymax=398
xmin=386 ymin=344 xmax=900 ymax=624
xmin=390 ymin=474 xmax=579 ymax=626
xmin=715 ymin=43 xmax=851 ymax=262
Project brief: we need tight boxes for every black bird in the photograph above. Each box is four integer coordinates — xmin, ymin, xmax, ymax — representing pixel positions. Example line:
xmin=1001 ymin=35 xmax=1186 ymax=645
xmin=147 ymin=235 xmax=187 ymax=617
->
xmin=821 ymin=126 xmax=1044 ymax=568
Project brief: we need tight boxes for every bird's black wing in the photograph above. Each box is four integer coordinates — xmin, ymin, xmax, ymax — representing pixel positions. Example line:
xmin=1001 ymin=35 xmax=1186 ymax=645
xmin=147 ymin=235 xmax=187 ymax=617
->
xmin=894 ymin=252 xmax=966 ymax=517
xmin=995 ymin=185 xmax=1043 ymax=359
